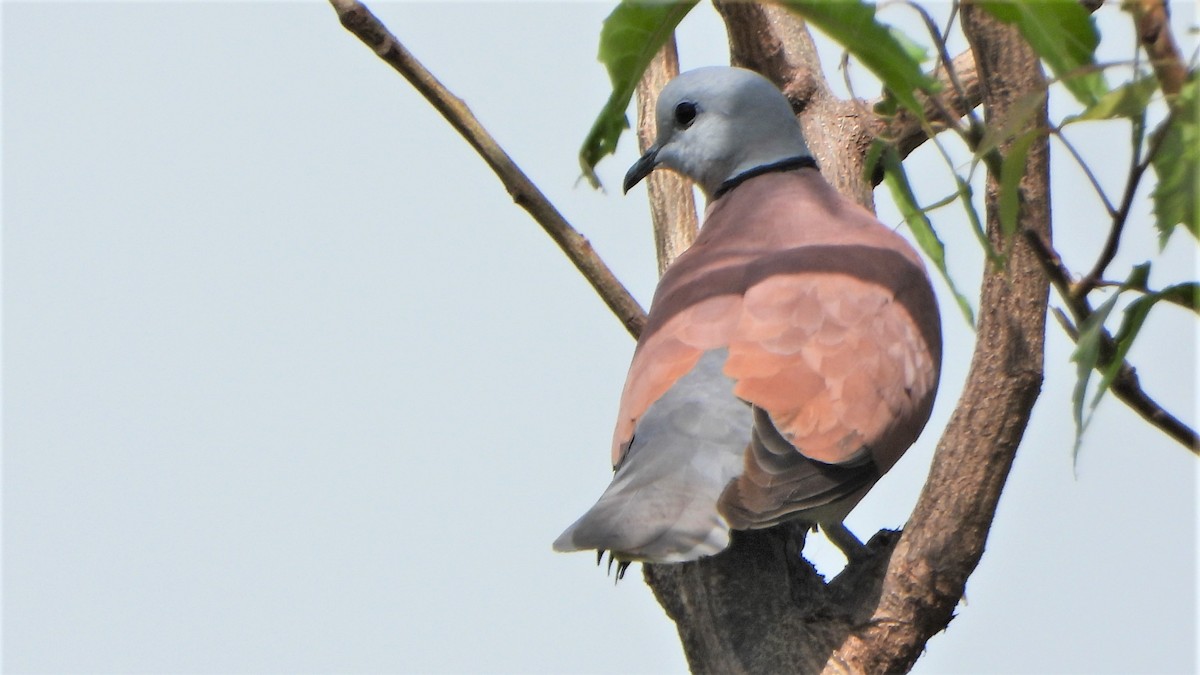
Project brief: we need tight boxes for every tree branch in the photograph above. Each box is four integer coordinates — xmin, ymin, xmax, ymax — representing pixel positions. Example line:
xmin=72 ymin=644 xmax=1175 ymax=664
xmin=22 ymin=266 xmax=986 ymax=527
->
xmin=874 ymin=0 xmax=1195 ymax=454
xmin=635 ymin=37 xmax=698 ymax=274
xmin=1075 ymin=100 xmax=1177 ymax=295
xmin=1051 ymin=128 xmax=1118 ymax=217
xmin=1021 ymin=229 xmax=1200 ymax=453
xmin=880 ymin=0 xmax=1115 ymax=164
xmin=884 ymin=50 xmax=982 ymax=160
xmin=328 ymin=0 xmax=647 ymax=338
xmin=826 ymin=7 xmax=1053 ymax=670
xmin=1127 ymin=0 xmax=1188 ymax=96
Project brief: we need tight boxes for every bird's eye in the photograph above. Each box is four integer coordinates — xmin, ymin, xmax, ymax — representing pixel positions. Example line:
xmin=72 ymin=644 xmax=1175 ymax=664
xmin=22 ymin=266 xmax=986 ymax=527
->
xmin=674 ymin=101 xmax=697 ymax=128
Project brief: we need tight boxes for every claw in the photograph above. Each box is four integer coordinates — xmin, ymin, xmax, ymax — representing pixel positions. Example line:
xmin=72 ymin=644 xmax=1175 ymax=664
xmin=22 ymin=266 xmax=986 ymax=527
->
xmin=616 ymin=561 xmax=631 ymax=580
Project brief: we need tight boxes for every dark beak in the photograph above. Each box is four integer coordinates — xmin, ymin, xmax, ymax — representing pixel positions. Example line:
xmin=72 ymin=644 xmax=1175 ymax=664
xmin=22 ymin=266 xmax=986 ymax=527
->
xmin=623 ymin=145 xmax=660 ymax=194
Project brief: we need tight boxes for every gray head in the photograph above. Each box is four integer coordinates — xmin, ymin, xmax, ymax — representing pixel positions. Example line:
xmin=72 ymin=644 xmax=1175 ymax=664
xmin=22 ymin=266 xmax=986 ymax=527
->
xmin=623 ymin=66 xmax=812 ymax=198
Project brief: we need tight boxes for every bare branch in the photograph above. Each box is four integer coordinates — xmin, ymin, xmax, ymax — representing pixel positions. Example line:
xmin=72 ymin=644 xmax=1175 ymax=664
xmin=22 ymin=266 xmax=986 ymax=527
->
xmin=716 ymin=0 xmax=828 ymax=107
xmin=882 ymin=50 xmax=982 ymax=160
xmin=1127 ymin=0 xmax=1189 ymax=96
xmin=635 ymin=38 xmax=698 ymax=274
xmin=328 ymin=0 xmax=647 ymax=338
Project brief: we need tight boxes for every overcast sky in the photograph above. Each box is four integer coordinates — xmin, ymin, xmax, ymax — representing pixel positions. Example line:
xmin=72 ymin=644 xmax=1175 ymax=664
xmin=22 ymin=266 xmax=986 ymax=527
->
xmin=3 ymin=2 xmax=1196 ymax=673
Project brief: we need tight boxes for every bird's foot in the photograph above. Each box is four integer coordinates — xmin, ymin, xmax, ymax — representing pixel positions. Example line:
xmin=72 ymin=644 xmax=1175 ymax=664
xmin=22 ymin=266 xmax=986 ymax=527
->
xmin=596 ymin=550 xmax=632 ymax=582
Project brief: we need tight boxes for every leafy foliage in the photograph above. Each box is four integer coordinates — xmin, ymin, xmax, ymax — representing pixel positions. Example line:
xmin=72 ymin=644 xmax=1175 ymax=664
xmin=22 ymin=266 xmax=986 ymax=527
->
xmin=887 ymin=26 xmax=931 ymax=65
xmin=579 ymin=1 xmax=697 ymax=187
xmin=1098 ymin=281 xmax=1200 ymax=397
xmin=1070 ymin=264 xmax=1149 ymax=453
xmin=1066 ymin=75 xmax=1158 ymax=123
xmin=1071 ymin=264 xmax=1199 ymax=452
xmin=974 ymin=91 xmax=1046 ymax=157
xmin=1149 ymin=77 xmax=1198 ymax=244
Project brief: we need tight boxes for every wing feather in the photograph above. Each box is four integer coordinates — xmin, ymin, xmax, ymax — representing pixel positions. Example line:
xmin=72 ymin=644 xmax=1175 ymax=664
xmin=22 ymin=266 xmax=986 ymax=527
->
xmin=606 ymin=172 xmax=941 ymax=536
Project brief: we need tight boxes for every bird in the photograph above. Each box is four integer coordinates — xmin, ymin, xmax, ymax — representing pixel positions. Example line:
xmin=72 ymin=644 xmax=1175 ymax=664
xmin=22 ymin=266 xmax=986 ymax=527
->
xmin=554 ymin=66 xmax=941 ymax=576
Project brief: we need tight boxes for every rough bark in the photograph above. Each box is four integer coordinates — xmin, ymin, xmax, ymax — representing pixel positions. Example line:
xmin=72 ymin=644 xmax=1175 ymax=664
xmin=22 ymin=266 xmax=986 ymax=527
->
xmin=640 ymin=5 xmax=1052 ymax=673
xmin=825 ymin=8 xmax=1051 ymax=667
xmin=886 ymin=51 xmax=982 ymax=159
xmin=636 ymin=37 xmax=699 ymax=274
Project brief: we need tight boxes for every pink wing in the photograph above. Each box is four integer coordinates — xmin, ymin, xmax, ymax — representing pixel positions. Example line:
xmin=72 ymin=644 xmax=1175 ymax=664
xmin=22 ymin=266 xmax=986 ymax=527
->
xmin=609 ymin=171 xmax=941 ymax=530
xmin=718 ymin=268 xmax=939 ymax=528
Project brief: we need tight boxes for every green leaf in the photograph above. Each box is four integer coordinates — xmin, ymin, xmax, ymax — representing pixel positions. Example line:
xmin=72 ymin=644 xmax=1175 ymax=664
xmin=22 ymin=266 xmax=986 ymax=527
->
xmin=887 ymin=26 xmax=930 ymax=64
xmin=877 ymin=141 xmax=976 ymax=326
xmin=1152 ymin=281 xmax=1200 ymax=312
xmin=1065 ymin=75 xmax=1158 ymax=124
xmin=1069 ymin=280 xmax=1127 ymax=456
xmin=1069 ymin=263 xmax=1152 ymax=455
xmin=1124 ymin=259 xmax=1153 ymax=291
xmin=998 ymin=130 xmax=1038 ymax=239
xmin=780 ymin=1 xmax=937 ymax=120
xmin=923 ymin=127 xmax=1001 ymax=267
xmin=1094 ymin=280 xmax=1200 ymax=406
xmin=953 ymin=172 xmax=999 ymax=267
xmin=578 ymin=1 xmax=698 ymax=188
xmin=1149 ymin=77 xmax=1199 ymax=245
xmin=977 ymin=0 xmax=1107 ymax=106
xmin=974 ymin=91 xmax=1046 ymax=158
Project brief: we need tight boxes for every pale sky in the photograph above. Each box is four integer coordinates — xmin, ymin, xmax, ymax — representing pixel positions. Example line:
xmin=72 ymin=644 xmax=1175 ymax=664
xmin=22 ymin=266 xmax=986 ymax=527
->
xmin=3 ymin=2 xmax=1196 ymax=673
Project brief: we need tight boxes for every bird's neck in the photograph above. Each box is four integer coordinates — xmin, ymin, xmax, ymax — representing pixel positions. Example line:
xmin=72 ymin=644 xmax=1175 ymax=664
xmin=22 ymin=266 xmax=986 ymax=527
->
xmin=712 ymin=156 xmax=818 ymax=200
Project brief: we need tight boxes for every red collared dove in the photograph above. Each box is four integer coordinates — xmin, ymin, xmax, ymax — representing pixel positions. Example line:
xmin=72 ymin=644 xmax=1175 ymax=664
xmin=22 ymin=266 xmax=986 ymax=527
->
xmin=555 ymin=66 xmax=941 ymax=573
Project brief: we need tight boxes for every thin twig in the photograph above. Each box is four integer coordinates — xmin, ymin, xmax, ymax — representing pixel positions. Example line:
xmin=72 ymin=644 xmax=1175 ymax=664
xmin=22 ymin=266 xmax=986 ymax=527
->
xmin=881 ymin=50 xmax=981 ymax=161
xmin=328 ymin=0 xmax=647 ymax=338
xmin=904 ymin=0 xmax=981 ymax=134
xmin=940 ymin=2 xmax=962 ymax=75
xmin=1075 ymin=104 xmax=1176 ymax=296
xmin=1022 ymin=229 xmax=1199 ymax=453
xmin=1050 ymin=129 xmax=1117 ymax=217
xmin=1051 ymin=306 xmax=1078 ymax=338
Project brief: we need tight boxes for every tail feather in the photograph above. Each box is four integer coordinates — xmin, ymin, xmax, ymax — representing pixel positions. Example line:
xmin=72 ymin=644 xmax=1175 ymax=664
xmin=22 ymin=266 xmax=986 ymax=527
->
xmin=553 ymin=349 xmax=750 ymax=564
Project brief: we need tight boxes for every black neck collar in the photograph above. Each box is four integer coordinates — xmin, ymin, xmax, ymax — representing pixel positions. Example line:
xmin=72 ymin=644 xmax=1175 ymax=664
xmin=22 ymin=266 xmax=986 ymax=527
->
xmin=712 ymin=155 xmax=819 ymax=200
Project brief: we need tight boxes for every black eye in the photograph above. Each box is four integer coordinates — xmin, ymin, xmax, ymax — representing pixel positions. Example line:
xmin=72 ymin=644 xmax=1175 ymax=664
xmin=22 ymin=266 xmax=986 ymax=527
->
xmin=674 ymin=101 xmax=697 ymax=128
